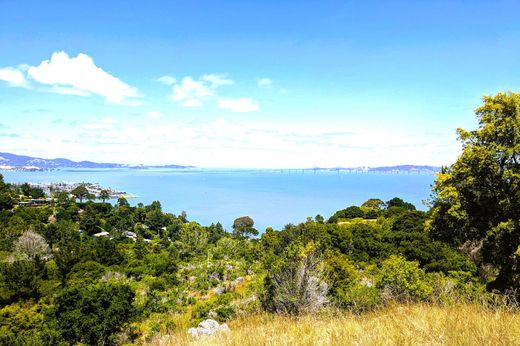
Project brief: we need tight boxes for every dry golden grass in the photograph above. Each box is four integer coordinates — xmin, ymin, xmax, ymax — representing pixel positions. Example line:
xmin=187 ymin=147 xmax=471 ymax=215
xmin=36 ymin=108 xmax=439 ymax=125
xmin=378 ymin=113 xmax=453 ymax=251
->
xmin=147 ymin=303 xmax=520 ymax=346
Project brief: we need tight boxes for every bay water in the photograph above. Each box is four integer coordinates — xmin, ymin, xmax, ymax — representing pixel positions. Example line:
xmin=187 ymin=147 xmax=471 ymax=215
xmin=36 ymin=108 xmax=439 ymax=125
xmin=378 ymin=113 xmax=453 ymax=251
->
xmin=1 ymin=169 xmax=435 ymax=231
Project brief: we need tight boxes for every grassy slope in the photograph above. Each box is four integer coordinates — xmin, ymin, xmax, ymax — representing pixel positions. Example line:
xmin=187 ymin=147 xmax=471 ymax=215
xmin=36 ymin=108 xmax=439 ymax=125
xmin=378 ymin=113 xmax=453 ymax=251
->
xmin=148 ymin=303 xmax=520 ymax=346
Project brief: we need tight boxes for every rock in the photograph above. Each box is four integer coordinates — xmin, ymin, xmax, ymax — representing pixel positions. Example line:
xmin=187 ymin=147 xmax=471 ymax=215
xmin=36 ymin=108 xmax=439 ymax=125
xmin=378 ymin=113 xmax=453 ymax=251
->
xmin=213 ymin=286 xmax=226 ymax=295
xmin=188 ymin=319 xmax=231 ymax=338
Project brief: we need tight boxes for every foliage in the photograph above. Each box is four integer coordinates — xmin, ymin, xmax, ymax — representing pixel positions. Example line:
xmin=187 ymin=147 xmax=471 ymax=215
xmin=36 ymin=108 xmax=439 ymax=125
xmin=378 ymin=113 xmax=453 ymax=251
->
xmin=336 ymin=284 xmax=382 ymax=312
xmin=361 ymin=198 xmax=385 ymax=209
xmin=428 ymin=92 xmax=520 ymax=292
xmin=385 ymin=197 xmax=416 ymax=211
xmin=377 ymin=255 xmax=432 ymax=301
xmin=262 ymin=242 xmax=329 ymax=315
xmin=70 ymin=184 xmax=91 ymax=203
xmin=53 ymin=282 xmax=136 ymax=345
xmin=0 ymin=95 xmax=518 ymax=346
xmin=12 ymin=230 xmax=52 ymax=261
xmin=232 ymin=216 xmax=258 ymax=239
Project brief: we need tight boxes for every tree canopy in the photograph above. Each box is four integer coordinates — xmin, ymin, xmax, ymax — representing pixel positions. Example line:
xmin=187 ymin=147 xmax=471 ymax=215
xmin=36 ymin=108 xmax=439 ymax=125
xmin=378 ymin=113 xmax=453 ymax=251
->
xmin=428 ymin=92 xmax=520 ymax=291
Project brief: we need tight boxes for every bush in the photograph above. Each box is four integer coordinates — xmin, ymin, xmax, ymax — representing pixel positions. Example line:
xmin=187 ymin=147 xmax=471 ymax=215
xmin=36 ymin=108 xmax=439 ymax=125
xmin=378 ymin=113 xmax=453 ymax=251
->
xmin=262 ymin=242 xmax=329 ymax=315
xmin=323 ymin=250 xmax=358 ymax=299
xmin=191 ymin=293 xmax=235 ymax=323
xmin=336 ymin=284 xmax=382 ymax=312
xmin=53 ymin=282 xmax=136 ymax=345
xmin=377 ymin=255 xmax=432 ymax=302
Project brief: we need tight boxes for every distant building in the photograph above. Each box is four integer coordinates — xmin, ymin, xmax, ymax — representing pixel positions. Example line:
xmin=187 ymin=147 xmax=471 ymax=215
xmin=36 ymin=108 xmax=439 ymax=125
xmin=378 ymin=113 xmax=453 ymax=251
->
xmin=17 ymin=198 xmax=53 ymax=207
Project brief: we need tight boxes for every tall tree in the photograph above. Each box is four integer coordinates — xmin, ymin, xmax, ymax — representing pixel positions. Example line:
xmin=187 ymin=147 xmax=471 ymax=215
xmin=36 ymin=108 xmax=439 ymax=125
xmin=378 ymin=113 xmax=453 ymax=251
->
xmin=232 ymin=215 xmax=258 ymax=238
xmin=99 ymin=189 xmax=110 ymax=203
xmin=70 ymin=185 xmax=89 ymax=203
xmin=428 ymin=92 xmax=520 ymax=291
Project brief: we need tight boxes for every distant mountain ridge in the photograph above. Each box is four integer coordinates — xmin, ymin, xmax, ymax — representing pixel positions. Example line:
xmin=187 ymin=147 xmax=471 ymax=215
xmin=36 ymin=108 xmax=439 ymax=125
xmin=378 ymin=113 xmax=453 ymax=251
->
xmin=0 ymin=152 xmax=194 ymax=170
xmin=0 ymin=152 xmax=440 ymax=172
xmin=367 ymin=165 xmax=441 ymax=173
xmin=310 ymin=165 xmax=441 ymax=173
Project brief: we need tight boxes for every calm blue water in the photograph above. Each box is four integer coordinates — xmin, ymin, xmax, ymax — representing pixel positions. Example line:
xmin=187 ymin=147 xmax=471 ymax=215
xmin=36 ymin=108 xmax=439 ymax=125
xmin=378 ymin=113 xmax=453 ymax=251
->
xmin=1 ymin=169 xmax=435 ymax=231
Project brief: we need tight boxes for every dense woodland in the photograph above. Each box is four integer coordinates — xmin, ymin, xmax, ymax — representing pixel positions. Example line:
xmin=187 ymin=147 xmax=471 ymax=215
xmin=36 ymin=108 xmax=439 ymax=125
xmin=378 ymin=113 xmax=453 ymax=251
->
xmin=0 ymin=92 xmax=519 ymax=345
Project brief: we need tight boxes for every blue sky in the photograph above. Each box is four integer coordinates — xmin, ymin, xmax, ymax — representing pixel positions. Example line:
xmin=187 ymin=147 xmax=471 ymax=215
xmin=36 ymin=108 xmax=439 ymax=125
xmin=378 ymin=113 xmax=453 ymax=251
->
xmin=1 ymin=0 xmax=519 ymax=168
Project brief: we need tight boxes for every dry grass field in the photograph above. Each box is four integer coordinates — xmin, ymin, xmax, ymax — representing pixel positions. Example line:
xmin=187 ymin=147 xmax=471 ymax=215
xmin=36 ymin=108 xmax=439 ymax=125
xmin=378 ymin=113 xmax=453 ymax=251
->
xmin=147 ymin=303 xmax=520 ymax=346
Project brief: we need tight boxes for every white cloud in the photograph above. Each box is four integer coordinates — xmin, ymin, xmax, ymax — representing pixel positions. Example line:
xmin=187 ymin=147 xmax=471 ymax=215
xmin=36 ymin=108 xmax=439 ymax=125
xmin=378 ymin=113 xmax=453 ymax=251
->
xmin=9 ymin=117 xmax=458 ymax=168
xmin=165 ymin=73 xmax=259 ymax=110
xmin=218 ymin=98 xmax=259 ymax=112
xmin=50 ymin=86 xmax=90 ymax=96
xmin=201 ymin=74 xmax=234 ymax=88
xmin=146 ymin=111 xmax=163 ymax=118
xmin=0 ymin=52 xmax=139 ymax=104
xmin=156 ymin=75 xmax=176 ymax=85
xmin=171 ymin=76 xmax=214 ymax=108
xmin=24 ymin=51 xmax=139 ymax=103
xmin=82 ymin=117 xmax=117 ymax=130
xmin=257 ymin=78 xmax=272 ymax=88
xmin=0 ymin=67 xmax=29 ymax=87
xmin=181 ymin=99 xmax=203 ymax=108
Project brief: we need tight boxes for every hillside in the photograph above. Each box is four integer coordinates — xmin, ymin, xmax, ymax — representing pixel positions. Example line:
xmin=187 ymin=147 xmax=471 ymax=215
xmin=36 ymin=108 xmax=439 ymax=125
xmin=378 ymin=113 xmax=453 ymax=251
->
xmin=0 ymin=152 xmax=193 ymax=170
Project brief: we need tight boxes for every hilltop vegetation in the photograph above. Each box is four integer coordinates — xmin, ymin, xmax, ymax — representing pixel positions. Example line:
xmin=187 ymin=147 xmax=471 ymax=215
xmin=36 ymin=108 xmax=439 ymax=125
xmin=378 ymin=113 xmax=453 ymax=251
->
xmin=0 ymin=92 xmax=519 ymax=345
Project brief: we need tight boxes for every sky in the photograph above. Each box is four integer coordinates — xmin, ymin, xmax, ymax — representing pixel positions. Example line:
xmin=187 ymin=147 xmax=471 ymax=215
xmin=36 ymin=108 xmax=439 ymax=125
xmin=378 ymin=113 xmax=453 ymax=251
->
xmin=0 ymin=0 xmax=519 ymax=168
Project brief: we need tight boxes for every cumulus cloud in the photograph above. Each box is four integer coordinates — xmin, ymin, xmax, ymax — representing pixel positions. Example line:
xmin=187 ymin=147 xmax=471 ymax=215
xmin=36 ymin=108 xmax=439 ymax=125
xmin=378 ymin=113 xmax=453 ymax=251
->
xmin=27 ymin=52 xmax=139 ymax=103
xmin=0 ymin=67 xmax=29 ymax=87
xmin=201 ymin=74 xmax=234 ymax=88
xmin=218 ymin=98 xmax=259 ymax=113
xmin=0 ymin=52 xmax=139 ymax=104
xmin=167 ymin=74 xmax=241 ymax=108
xmin=171 ymin=76 xmax=214 ymax=107
xmin=156 ymin=75 xmax=176 ymax=85
xmin=257 ymin=78 xmax=272 ymax=88
xmin=146 ymin=111 xmax=163 ymax=118
xmin=49 ymin=86 xmax=90 ymax=96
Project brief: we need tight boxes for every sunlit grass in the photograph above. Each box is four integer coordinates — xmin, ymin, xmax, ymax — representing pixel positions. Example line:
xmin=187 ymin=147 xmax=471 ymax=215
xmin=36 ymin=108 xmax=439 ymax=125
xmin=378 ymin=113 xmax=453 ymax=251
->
xmin=147 ymin=303 xmax=520 ymax=346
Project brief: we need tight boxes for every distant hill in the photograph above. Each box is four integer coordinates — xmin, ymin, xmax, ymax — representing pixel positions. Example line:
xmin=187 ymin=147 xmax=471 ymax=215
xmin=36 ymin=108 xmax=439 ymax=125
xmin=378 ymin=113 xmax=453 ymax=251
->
xmin=0 ymin=152 xmax=194 ymax=170
xmin=310 ymin=165 xmax=441 ymax=174
xmin=368 ymin=165 xmax=441 ymax=173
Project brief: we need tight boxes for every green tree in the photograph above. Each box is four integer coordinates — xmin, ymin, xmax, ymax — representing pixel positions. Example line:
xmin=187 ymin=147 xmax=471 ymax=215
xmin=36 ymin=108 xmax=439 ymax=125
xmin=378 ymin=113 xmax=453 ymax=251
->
xmin=53 ymin=282 xmax=135 ymax=345
xmin=79 ymin=205 xmax=103 ymax=235
xmin=70 ymin=185 xmax=89 ymax=203
xmin=99 ymin=189 xmax=110 ymax=203
xmin=176 ymin=221 xmax=208 ymax=258
xmin=385 ymin=197 xmax=416 ymax=211
xmin=20 ymin=183 xmax=45 ymax=199
xmin=428 ymin=92 xmax=520 ymax=291
xmin=232 ymin=216 xmax=258 ymax=238
xmin=0 ymin=260 xmax=44 ymax=303
xmin=0 ymin=175 xmax=15 ymax=211
xmin=362 ymin=198 xmax=385 ymax=209
xmin=377 ymin=255 xmax=431 ymax=301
